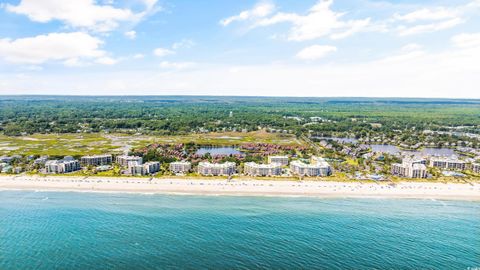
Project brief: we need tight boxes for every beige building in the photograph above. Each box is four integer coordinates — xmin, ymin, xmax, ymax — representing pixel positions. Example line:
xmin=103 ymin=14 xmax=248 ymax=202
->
xmin=267 ymin=156 xmax=289 ymax=166
xmin=290 ymin=156 xmax=332 ymax=177
xmin=244 ymin=162 xmax=282 ymax=176
xmin=197 ymin=162 xmax=236 ymax=176
xmin=170 ymin=161 xmax=191 ymax=173
xmin=81 ymin=154 xmax=112 ymax=166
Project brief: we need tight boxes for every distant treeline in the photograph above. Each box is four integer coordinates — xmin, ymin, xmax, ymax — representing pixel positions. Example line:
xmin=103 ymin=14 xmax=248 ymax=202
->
xmin=0 ymin=96 xmax=479 ymax=137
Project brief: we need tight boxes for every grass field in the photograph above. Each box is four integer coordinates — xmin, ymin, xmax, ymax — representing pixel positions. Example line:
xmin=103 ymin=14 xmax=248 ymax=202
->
xmin=0 ymin=131 xmax=301 ymax=156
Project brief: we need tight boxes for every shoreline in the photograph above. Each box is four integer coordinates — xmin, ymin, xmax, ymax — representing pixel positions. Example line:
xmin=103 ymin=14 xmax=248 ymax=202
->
xmin=1 ymin=175 xmax=480 ymax=201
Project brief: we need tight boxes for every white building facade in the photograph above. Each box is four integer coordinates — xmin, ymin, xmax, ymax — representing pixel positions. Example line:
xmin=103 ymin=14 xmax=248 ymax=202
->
xmin=267 ymin=156 xmax=289 ymax=166
xmin=169 ymin=161 xmax=191 ymax=173
xmin=116 ymin=155 xmax=143 ymax=167
xmin=429 ymin=157 xmax=467 ymax=171
xmin=244 ymin=162 xmax=282 ymax=176
xmin=197 ymin=162 xmax=236 ymax=176
xmin=81 ymin=154 xmax=112 ymax=166
xmin=290 ymin=156 xmax=332 ymax=177
xmin=45 ymin=158 xmax=80 ymax=174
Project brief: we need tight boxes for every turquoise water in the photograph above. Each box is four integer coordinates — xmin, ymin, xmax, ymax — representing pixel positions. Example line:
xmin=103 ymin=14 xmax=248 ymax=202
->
xmin=1 ymin=191 xmax=479 ymax=269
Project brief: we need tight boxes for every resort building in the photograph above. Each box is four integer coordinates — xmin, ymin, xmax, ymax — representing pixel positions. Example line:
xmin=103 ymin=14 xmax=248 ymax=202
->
xmin=80 ymin=154 xmax=112 ymax=166
xmin=45 ymin=157 xmax=80 ymax=174
xmin=144 ymin=161 xmax=161 ymax=174
xmin=267 ymin=156 xmax=289 ymax=166
xmin=429 ymin=157 xmax=467 ymax=171
xmin=473 ymin=163 xmax=480 ymax=174
xmin=129 ymin=161 xmax=160 ymax=176
xmin=169 ymin=161 xmax=191 ymax=174
xmin=244 ymin=162 xmax=282 ymax=176
xmin=290 ymin=156 xmax=332 ymax=177
xmin=197 ymin=162 xmax=236 ymax=176
xmin=391 ymin=162 xmax=427 ymax=178
xmin=116 ymin=155 xmax=143 ymax=167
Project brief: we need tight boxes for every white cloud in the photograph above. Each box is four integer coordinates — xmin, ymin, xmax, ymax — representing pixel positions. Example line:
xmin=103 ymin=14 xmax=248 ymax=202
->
xmin=133 ymin=53 xmax=145 ymax=59
xmin=296 ymin=45 xmax=337 ymax=60
xmin=220 ymin=1 xmax=275 ymax=26
xmin=124 ymin=30 xmax=136 ymax=39
xmin=153 ymin=47 xmax=174 ymax=57
xmin=0 ymin=32 xmax=112 ymax=65
xmin=95 ymin=56 xmax=118 ymax=65
xmin=159 ymin=61 xmax=196 ymax=70
xmin=172 ymin=39 xmax=195 ymax=50
xmin=391 ymin=2 xmax=480 ymax=37
xmin=451 ymin=32 xmax=480 ymax=48
xmin=5 ymin=0 xmax=158 ymax=32
xmin=397 ymin=18 xmax=463 ymax=36
xmin=394 ymin=7 xmax=458 ymax=22
xmin=252 ymin=0 xmax=372 ymax=41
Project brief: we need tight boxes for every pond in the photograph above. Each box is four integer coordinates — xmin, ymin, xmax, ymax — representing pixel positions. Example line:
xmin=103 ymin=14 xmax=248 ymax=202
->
xmin=195 ymin=146 xmax=243 ymax=156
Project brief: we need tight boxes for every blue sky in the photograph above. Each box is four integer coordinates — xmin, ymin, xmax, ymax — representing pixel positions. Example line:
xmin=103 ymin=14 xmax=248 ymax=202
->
xmin=0 ymin=0 xmax=479 ymax=98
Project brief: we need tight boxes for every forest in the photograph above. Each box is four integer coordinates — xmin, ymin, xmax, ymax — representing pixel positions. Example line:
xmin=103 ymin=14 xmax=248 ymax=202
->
xmin=0 ymin=95 xmax=479 ymax=137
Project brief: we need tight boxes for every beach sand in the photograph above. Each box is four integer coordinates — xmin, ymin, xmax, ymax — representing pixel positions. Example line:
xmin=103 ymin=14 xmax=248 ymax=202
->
xmin=1 ymin=175 xmax=479 ymax=201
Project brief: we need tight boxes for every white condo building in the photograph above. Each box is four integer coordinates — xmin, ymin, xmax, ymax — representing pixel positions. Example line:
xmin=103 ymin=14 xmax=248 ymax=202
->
xmin=290 ymin=156 xmax=332 ymax=177
xmin=391 ymin=162 xmax=427 ymax=178
xmin=45 ymin=157 xmax=80 ymax=174
xmin=129 ymin=161 xmax=160 ymax=176
xmin=429 ymin=157 xmax=467 ymax=171
xmin=116 ymin=155 xmax=143 ymax=167
xmin=81 ymin=154 xmax=112 ymax=166
xmin=267 ymin=156 xmax=289 ymax=166
xmin=244 ymin=162 xmax=282 ymax=176
xmin=197 ymin=162 xmax=236 ymax=176
xmin=170 ymin=161 xmax=191 ymax=173
xmin=392 ymin=157 xmax=428 ymax=178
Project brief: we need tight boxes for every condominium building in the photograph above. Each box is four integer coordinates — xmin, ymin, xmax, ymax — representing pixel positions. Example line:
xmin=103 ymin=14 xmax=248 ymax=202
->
xmin=290 ymin=156 xmax=332 ymax=177
xmin=129 ymin=164 xmax=145 ymax=176
xmin=129 ymin=161 xmax=160 ymax=176
xmin=45 ymin=157 xmax=80 ymax=174
xmin=473 ymin=163 xmax=480 ymax=174
xmin=267 ymin=156 xmax=289 ymax=166
xmin=81 ymin=154 xmax=112 ymax=166
xmin=391 ymin=162 xmax=427 ymax=178
xmin=169 ymin=161 xmax=191 ymax=174
xmin=244 ymin=162 xmax=282 ymax=176
xmin=116 ymin=155 xmax=143 ymax=167
xmin=143 ymin=161 xmax=161 ymax=174
xmin=429 ymin=157 xmax=467 ymax=171
xmin=197 ymin=162 xmax=236 ymax=176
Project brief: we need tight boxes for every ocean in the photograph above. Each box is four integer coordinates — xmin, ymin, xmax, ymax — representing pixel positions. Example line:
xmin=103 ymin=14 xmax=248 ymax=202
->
xmin=0 ymin=191 xmax=479 ymax=269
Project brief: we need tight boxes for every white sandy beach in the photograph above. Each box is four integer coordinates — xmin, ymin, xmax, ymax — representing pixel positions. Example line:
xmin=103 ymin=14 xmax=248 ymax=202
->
xmin=1 ymin=175 xmax=479 ymax=201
